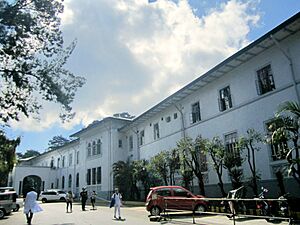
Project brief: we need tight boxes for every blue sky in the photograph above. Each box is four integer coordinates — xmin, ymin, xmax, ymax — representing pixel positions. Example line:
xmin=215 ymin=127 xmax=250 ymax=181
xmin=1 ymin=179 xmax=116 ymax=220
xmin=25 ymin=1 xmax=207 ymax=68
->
xmin=4 ymin=0 xmax=300 ymax=154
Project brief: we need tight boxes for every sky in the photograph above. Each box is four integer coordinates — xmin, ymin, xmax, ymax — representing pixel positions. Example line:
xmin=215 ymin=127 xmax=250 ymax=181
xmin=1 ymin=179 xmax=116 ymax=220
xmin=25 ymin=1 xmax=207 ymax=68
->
xmin=4 ymin=0 xmax=300 ymax=154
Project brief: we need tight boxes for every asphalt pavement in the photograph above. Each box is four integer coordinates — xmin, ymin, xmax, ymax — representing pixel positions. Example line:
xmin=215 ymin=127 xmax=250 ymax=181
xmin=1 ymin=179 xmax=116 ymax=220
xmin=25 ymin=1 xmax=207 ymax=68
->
xmin=0 ymin=201 xmax=291 ymax=225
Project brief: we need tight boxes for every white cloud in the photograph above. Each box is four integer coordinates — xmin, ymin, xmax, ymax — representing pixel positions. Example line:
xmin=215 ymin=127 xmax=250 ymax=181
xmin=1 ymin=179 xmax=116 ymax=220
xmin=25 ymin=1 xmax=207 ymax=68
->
xmin=10 ymin=0 xmax=260 ymax=131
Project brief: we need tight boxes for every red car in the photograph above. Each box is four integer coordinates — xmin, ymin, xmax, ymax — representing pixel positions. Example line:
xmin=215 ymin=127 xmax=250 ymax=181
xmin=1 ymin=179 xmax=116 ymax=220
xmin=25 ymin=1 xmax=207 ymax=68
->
xmin=145 ymin=186 xmax=208 ymax=216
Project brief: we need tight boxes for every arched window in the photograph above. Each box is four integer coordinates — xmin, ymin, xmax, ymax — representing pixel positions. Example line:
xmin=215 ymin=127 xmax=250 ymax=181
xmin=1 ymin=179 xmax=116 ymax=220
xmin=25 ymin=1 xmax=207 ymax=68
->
xmin=87 ymin=143 xmax=91 ymax=157
xmin=92 ymin=141 xmax=96 ymax=155
xmin=62 ymin=176 xmax=65 ymax=189
xmin=76 ymin=173 xmax=79 ymax=187
xmin=68 ymin=174 xmax=72 ymax=188
xmin=97 ymin=139 xmax=102 ymax=155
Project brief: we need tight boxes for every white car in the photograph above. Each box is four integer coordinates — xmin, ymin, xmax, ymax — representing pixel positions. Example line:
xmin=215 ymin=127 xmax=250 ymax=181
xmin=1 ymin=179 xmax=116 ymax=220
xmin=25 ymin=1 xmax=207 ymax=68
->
xmin=39 ymin=190 xmax=66 ymax=203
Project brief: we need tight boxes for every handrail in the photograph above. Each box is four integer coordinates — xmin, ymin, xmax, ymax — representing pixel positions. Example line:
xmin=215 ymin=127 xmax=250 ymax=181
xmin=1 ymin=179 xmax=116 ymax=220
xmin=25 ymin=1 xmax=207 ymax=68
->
xmin=160 ymin=197 xmax=296 ymax=225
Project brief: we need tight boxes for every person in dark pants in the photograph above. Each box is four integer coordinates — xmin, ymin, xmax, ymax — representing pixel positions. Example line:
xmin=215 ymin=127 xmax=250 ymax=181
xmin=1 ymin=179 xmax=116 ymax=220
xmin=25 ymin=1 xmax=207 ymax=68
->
xmin=66 ymin=191 xmax=74 ymax=213
xmin=23 ymin=187 xmax=42 ymax=225
xmin=90 ymin=190 xmax=96 ymax=210
xmin=80 ymin=187 xmax=88 ymax=211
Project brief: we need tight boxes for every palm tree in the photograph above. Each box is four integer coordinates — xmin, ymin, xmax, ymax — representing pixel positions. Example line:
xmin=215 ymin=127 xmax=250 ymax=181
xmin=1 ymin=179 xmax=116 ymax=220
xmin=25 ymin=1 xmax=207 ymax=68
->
xmin=268 ymin=101 xmax=300 ymax=186
xmin=112 ymin=160 xmax=135 ymax=200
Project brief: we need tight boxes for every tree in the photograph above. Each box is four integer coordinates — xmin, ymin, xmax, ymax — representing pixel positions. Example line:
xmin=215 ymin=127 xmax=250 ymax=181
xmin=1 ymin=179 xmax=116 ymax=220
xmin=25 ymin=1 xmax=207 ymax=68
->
xmin=0 ymin=130 xmax=20 ymax=186
xmin=132 ymin=160 xmax=149 ymax=200
xmin=239 ymin=128 xmax=262 ymax=197
xmin=205 ymin=137 xmax=226 ymax=197
xmin=19 ymin=149 xmax=40 ymax=158
xmin=268 ymin=101 xmax=300 ymax=186
xmin=177 ymin=136 xmax=207 ymax=195
xmin=48 ymin=135 xmax=69 ymax=150
xmin=0 ymin=0 xmax=85 ymax=123
xmin=112 ymin=160 xmax=135 ymax=200
xmin=149 ymin=152 xmax=169 ymax=185
xmin=166 ymin=148 xmax=180 ymax=185
xmin=223 ymin=152 xmax=244 ymax=189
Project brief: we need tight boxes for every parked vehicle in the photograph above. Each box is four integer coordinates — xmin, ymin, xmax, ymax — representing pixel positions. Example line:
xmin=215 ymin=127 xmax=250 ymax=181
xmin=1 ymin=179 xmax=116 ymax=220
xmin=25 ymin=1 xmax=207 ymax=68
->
xmin=145 ymin=186 xmax=208 ymax=216
xmin=255 ymin=187 xmax=278 ymax=221
xmin=0 ymin=187 xmax=21 ymax=212
xmin=39 ymin=190 xmax=66 ymax=203
xmin=13 ymin=198 xmax=23 ymax=212
xmin=0 ymin=191 xmax=14 ymax=219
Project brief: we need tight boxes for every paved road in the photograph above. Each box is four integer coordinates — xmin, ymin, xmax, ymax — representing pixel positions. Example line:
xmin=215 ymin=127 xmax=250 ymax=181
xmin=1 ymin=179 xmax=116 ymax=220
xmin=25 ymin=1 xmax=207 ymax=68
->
xmin=0 ymin=201 xmax=290 ymax=225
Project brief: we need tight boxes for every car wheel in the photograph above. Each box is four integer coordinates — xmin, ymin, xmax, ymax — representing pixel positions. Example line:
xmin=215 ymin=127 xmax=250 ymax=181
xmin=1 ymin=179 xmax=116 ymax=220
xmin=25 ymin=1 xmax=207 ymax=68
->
xmin=15 ymin=205 xmax=20 ymax=212
xmin=0 ymin=209 xmax=5 ymax=219
xmin=60 ymin=197 xmax=66 ymax=202
xmin=194 ymin=204 xmax=206 ymax=214
xmin=42 ymin=198 xmax=47 ymax=203
xmin=150 ymin=206 xmax=161 ymax=216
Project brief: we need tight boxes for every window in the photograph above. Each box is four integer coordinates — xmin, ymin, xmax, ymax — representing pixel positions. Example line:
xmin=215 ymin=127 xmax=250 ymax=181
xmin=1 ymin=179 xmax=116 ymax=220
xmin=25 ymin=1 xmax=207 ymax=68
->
xmin=118 ymin=139 xmax=123 ymax=148
xmin=225 ymin=132 xmax=241 ymax=166
xmin=92 ymin=141 xmax=96 ymax=155
xmin=62 ymin=176 xmax=65 ymax=189
xmin=50 ymin=157 xmax=54 ymax=168
xmin=256 ymin=64 xmax=275 ymax=95
xmin=68 ymin=153 xmax=72 ymax=167
xmin=97 ymin=139 xmax=102 ymax=155
xmin=129 ymin=135 xmax=133 ymax=151
xmin=87 ymin=169 xmax=91 ymax=185
xmin=166 ymin=116 xmax=171 ymax=123
xmin=173 ymin=188 xmax=189 ymax=197
xmin=76 ymin=151 xmax=79 ymax=164
xmin=57 ymin=158 xmax=60 ymax=168
xmin=62 ymin=156 xmax=65 ymax=167
xmin=97 ymin=167 xmax=101 ymax=184
xmin=68 ymin=174 xmax=72 ymax=188
xmin=191 ymin=101 xmax=201 ymax=123
xmin=153 ymin=123 xmax=160 ymax=140
xmin=195 ymin=145 xmax=207 ymax=171
xmin=266 ymin=120 xmax=288 ymax=161
xmin=87 ymin=143 xmax=91 ymax=157
xmin=174 ymin=113 xmax=178 ymax=119
xmin=219 ymin=86 xmax=232 ymax=111
xmin=76 ymin=173 xmax=79 ymax=187
xmin=139 ymin=130 xmax=145 ymax=146
xmin=92 ymin=168 xmax=96 ymax=185
xmin=156 ymin=188 xmax=171 ymax=197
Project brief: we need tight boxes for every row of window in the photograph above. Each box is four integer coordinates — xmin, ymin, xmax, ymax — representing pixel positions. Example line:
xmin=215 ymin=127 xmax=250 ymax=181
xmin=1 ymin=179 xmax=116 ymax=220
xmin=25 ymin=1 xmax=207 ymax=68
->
xmin=50 ymin=173 xmax=79 ymax=190
xmin=191 ymin=64 xmax=275 ymax=124
xmin=48 ymin=151 xmax=81 ymax=169
xmin=87 ymin=139 xmax=102 ymax=157
xmin=86 ymin=167 xmax=102 ymax=185
xmin=128 ymin=65 xmax=275 ymax=148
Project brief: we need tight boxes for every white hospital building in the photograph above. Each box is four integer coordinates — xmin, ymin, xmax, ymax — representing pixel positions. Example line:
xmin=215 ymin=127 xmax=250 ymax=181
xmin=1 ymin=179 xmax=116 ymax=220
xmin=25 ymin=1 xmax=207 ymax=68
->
xmin=9 ymin=12 xmax=300 ymax=199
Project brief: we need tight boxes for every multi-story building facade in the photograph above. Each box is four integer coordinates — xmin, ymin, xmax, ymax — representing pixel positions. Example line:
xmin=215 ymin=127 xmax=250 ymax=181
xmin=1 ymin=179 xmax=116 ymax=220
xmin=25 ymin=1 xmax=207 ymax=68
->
xmin=10 ymin=12 xmax=300 ymax=199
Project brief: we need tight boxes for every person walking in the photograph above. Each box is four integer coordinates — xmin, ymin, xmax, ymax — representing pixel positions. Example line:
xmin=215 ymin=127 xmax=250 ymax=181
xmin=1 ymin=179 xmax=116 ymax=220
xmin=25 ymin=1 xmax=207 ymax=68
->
xmin=66 ymin=191 xmax=74 ymax=213
xmin=90 ymin=190 xmax=96 ymax=210
xmin=80 ymin=187 xmax=88 ymax=211
xmin=112 ymin=188 xmax=122 ymax=220
xmin=23 ymin=187 xmax=42 ymax=225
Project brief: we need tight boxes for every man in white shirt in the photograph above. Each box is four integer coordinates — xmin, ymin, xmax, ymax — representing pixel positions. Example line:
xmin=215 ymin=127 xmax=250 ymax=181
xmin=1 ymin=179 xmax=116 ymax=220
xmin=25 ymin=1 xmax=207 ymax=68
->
xmin=23 ymin=187 xmax=42 ymax=225
xmin=112 ymin=188 xmax=122 ymax=219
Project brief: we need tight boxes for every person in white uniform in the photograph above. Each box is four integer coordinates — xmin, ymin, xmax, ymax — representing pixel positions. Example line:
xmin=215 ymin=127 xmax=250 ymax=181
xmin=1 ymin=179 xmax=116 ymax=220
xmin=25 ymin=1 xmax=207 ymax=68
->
xmin=112 ymin=188 xmax=122 ymax=219
xmin=23 ymin=187 xmax=43 ymax=225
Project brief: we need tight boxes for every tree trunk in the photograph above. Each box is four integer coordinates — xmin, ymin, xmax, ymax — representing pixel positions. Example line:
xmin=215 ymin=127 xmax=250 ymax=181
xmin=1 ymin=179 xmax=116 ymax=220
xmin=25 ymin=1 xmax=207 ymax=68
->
xmin=195 ymin=172 xmax=205 ymax=195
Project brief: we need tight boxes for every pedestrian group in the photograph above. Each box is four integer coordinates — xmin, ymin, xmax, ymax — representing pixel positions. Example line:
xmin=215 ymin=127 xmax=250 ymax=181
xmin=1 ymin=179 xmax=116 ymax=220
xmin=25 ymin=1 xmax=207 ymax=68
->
xmin=23 ymin=186 xmax=123 ymax=224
